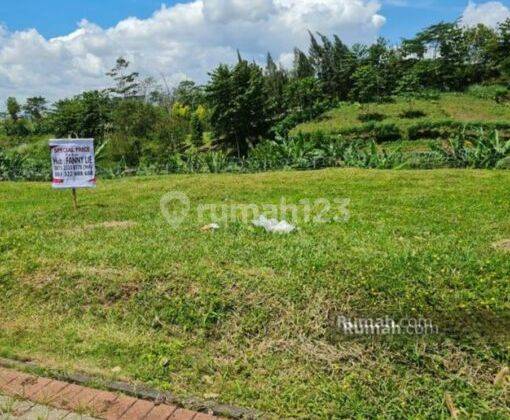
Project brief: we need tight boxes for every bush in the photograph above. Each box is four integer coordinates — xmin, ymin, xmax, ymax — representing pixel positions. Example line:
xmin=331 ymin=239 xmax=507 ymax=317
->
xmin=343 ymin=122 xmax=402 ymax=142
xmin=407 ymin=120 xmax=510 ymax=141
xmin=246 ymin=140 xmax=284 ymax=171
xmin=430 ymin=129 xmax=510 ymax=169
xmin=3 ymin=119 xmax=32 ymax=137
xmin=400 ymin=110 xmax=426 ymax=119
xmin=358 ymin=112 xmax=385 ymax=123
xmin=0 ymin=149 xmax=51 ymax=181
xmin=200 ymin=151 xmax=229 ymax=173
xmin=106 ymin=134 xmax=142 ymax=168
xmin=495 ymin=156 xmax=510 ymax=169
xmin=407 ymin=120 xmax=455 ymax=140
xmin=273 ymin=100 xmax=331 ymax=138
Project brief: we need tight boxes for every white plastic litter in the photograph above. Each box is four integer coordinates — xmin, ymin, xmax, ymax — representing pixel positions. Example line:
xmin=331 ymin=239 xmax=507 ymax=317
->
xmin=252 ymin=215 xmax=296 ymax=234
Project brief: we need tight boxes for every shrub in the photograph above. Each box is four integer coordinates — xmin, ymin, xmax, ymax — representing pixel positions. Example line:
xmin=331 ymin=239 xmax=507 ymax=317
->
xmin=372 ymin=123 xmax=402 ymax=142
xmin=341 ymin=141 xmax=404 ymax=169
xmin=200 ymin=151 xmax=229 ymax=173
xmin=273 ymin=100 xmax=331 ymax=138
xmin=358 ymin=112 xmax=386 ymax=123
xmin=0 ymin=149 xmax=51 ymax=181
xmin=430 ymin=129 xmax=510 ymax=169
xmin=495 ymin=156 xmax=510 ymax=169
xmin=400 ymin=110 xmax=426 ymax=119
xmin=339 ymin=122 xmax=402 ymax=143
xmin=407 ymin=120 xmax=510 ymax=141
xmin=407 ymin=120 xmax=455 ymax=140
xmin=3 ymin=119 xmax=32 ymax=137
xmin=246 ymin=140 xmax=285 ymax=171
xmin=106 ymin=134 xmax=142 ymax=167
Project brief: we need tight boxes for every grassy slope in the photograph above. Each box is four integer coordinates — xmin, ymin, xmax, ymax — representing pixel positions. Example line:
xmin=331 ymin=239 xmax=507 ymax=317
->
xmin=292 ymin=93 xmax=510 ymax=136
xmin=0 ymin=169 xmax=509 ymax=417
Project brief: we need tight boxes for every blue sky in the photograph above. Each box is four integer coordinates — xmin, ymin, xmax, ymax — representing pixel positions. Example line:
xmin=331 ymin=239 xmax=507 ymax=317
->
xmin=0 ymin=1 xmax=165 ymax=38
xmin=1 ymin=0 xmax=507 ymax=41
xmin=380 ymin=0 xmax=499 ymax=41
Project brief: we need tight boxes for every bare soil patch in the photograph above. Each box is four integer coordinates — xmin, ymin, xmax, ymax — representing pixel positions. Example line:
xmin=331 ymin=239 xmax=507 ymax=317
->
xmin=492 ymin=239 xmax=510 ymax=251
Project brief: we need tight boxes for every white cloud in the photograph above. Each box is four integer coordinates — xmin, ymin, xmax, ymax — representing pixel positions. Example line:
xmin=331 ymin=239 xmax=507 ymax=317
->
xmin=0 ymin=0 xmax=385 ymax=102
xmin=203 ymin=0 xmax=277 ymax=23
xmin=461 ymin=1 xmax=510 ymax=28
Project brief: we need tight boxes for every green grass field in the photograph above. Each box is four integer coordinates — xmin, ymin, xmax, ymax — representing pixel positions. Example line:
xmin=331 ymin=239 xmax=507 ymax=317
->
xmin=292 ymin=93 xmax=510 ymax=137
xmin=1 ymin=169 xmax=509 ymax=417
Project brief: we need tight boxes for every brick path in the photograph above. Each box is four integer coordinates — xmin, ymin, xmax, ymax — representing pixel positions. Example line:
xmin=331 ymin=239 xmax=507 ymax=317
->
xmin=0 ymin=367 xmax=216 ymax=419
xmin=0 ymin=393 xmax=98 ymax=418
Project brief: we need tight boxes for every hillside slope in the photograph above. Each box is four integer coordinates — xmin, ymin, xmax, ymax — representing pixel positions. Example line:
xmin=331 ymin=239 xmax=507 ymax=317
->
xmin=292 ymin=92 xmax=510 ymax=140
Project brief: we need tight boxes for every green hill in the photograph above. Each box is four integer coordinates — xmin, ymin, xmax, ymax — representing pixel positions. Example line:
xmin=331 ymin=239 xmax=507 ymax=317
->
xmin=292 ymin=92 xmax=510 ymax=142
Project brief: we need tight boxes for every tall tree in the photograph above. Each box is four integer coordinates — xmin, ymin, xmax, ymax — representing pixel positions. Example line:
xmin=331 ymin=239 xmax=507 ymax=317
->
xmin=206 ymin=60 xmax=268 ymax=157
xmin=172 ymin=80 xmax=205 ymax=110
xmin=350 ymin=64 xmax=386 ymax=103
xmin=190 ymin=113 xmax=204 ymax=146
xmin=6 ymin=97 xmax=21 ymax=121
xmin=496 ymin=19 xmax=510 ymax=81
xmin=463 ymin=24 xmax=499 ymax=83
xmin=265 ymin=53 xmax=288 ymax=123
xmin=23 ymin=96 xmax=47 ymax=120
xmin=292 ymin=48 xmax=314 ymax=79
xmin=308 ymin=32 xmax=356 ymax=100
xmin=50 ymin=91 xmax=112 ymax=139
xmin=411 ymin=23 xmax=470 ymax=90
xmin=106 ymin=57 xmax=140 ymax=98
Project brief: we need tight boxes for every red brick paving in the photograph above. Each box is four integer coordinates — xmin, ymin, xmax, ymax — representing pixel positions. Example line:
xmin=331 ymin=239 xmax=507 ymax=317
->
xmin=31 ymin=379 xmax=69 ymax=402
xmin=104 ymin=395 xmax=138 ymax=419
xmin=88 ymin=389 xmax=118 ymax=416
xmin=0 ymin=366 xmax=216 ymax=419
xmin=24 ymin=377 xmax=52 ymax=399
xmin=122 ymin=399 xmax=155 ymax=419
xmin=144 ymin=403 xmax=178 ymax=420
xmin=169 ymin=407 xmax=201 ymax=419
xmin=51 ymin=383 xmax=88 ymax=408
xmin=193 ymin=413 xmax=216 ymax=420
xmin=64 ymin=386 xmax=99 ymax=411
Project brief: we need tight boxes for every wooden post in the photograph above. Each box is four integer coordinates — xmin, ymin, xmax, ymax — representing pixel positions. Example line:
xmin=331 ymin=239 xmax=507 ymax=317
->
xmin=72 ymin=188 xmax=78 ymax=210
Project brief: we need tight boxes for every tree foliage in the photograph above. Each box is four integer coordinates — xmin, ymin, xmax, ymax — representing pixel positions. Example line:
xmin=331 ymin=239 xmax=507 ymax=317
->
xmin=6 ymin=97 xmax=21 ymax=121
xmin=50 ymin=91 xmax=112 ymax=139
xmin=23 ymin=97 xmax=47 ymax=120
xmin=206 ymin=58 xmax=268 ymax=157
xmin=106 ymin=57 xmax=141 ymax=98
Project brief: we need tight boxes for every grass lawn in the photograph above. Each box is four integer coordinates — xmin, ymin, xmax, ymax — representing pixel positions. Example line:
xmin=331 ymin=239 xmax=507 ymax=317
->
xmin=1 ymin=169 xmax=509 ymax=417
xmin=292 ymin=93 xmax=510 ymax=137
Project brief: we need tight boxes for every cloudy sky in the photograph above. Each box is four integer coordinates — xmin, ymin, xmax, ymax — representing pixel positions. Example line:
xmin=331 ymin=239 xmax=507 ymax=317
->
xmin=0 ymin=0 xmax=509 ymax=102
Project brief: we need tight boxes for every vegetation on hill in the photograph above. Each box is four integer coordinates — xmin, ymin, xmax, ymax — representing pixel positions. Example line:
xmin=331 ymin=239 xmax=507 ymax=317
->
xmin=292 ymin=90 xmax=510 ymax=140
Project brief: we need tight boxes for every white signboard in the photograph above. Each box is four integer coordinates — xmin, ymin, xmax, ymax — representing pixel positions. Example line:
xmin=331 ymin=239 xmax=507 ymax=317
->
xmin=49 ymin=139 xmax=96 ymax=189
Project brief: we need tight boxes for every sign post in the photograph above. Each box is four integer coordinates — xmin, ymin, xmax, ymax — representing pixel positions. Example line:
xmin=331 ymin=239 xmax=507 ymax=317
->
xmin=49 ymin=139 xmax=96 ymax=209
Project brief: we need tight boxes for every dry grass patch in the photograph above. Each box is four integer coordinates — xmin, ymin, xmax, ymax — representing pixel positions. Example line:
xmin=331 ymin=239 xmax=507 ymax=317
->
xmin=83 ymin=220 xmax=138 ymax=230
xmin=492 ymin=239 xmax=510 ymax=252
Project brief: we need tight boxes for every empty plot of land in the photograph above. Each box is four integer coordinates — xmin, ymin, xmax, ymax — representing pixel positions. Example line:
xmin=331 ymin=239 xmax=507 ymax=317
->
xmin=0 ymin=169 xmax=509 ymax=417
